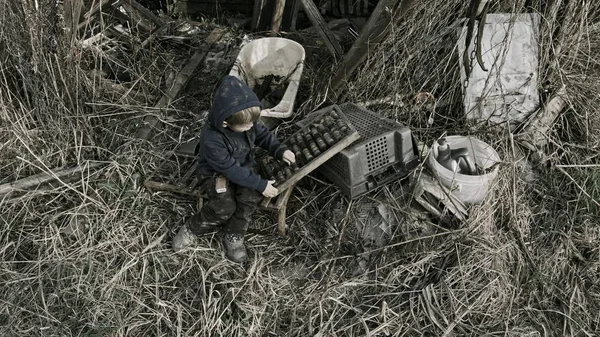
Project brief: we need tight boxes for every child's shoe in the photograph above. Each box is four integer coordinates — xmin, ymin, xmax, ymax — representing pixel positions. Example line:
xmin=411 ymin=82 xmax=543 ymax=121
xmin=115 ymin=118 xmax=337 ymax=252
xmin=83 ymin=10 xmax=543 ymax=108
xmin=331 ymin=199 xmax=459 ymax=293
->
xmin=223 ymin=233 xmax=247 ymax=263
xmin=186 ymin=213 xmax=219 ymax=235
xmin=172 ymin=224 xmax=198 ymax=253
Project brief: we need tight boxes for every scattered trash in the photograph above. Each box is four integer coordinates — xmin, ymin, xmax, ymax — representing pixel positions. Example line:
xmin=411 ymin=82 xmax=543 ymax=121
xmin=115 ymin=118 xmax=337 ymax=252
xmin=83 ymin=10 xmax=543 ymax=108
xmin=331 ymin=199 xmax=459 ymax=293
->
xmin=427 ymin=135 xmax=501 ymax=204
xmin=354 ymin=202 xmax=395 ymax=248
xmin=203 ymin=50 xmax=226 ymax=73
xmin=61 ymin=214 xmax=90 ymax=237
xmin=413 ymin=172 xmax=468 ymax=224
xmin=252 ymin=74 xmax=287 ymax=109
xmin=316 ymin=103 xmax=420 ymax=199
xmin=352 ymin=200 xmax=397 ymax=275
xmin=435 ymin=138 xmax=477 ymax=175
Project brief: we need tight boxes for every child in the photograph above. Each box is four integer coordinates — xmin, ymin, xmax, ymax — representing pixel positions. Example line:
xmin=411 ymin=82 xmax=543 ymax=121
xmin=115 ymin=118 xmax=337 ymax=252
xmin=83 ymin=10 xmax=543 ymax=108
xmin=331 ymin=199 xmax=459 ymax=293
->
xmin=172 ymin=75 xmax=295 ymax=262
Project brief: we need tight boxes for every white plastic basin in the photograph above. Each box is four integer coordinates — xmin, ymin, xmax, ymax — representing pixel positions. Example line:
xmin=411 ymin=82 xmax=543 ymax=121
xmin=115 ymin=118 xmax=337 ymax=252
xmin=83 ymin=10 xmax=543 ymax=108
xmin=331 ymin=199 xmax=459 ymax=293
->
xmin=427 ymin=136 xmax=501 ymax=204
xmin=229 ymin=37 xmax=305 ymax=118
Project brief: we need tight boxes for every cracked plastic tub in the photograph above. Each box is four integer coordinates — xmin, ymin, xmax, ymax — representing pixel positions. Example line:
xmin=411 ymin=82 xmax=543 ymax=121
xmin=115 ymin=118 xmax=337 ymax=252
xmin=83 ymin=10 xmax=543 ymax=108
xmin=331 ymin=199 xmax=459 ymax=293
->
xmin=229 ymin=37 xmax=305 ymax=118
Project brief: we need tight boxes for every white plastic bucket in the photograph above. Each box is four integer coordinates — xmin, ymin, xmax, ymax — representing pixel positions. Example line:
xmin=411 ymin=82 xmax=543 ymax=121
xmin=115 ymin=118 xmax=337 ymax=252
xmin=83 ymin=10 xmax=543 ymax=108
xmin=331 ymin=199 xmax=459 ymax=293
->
xmin=229 ymin=37 xmax=305 ymax=119
xmin=427 ymin=136 xmax=501 ymax=204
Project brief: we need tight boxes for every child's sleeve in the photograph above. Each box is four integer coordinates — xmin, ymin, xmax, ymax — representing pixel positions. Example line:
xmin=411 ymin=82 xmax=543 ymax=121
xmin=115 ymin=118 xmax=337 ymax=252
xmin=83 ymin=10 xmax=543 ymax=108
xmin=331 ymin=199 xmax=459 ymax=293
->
xmin=254 ymin=121 xmax=288 ymax=160
xmin=203 ymin=140 xmax=268 ymax=192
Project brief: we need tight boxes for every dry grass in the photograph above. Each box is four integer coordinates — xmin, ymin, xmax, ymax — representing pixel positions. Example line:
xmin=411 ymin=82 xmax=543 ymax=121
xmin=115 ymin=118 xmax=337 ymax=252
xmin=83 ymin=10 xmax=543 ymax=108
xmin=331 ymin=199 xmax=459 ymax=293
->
xmin=1 ymin=0 xmax=599 ymax=336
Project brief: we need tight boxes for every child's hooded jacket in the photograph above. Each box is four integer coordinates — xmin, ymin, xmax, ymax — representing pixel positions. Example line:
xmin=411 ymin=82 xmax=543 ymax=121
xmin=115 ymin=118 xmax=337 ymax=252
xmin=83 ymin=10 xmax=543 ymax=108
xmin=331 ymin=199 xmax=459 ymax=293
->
xmin=196 ymin=75 xmax=287 ymax=192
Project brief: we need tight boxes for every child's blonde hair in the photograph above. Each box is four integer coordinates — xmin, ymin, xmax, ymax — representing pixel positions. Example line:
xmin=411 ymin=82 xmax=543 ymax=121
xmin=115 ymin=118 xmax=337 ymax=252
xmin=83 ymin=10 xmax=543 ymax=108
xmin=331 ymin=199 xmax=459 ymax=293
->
xmin=225 ymin=106 xmax=261 ymax=125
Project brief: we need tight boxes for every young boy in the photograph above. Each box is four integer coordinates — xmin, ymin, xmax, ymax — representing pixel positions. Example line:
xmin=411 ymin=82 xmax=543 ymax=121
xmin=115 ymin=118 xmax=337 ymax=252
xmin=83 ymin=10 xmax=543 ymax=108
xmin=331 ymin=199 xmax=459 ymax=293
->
xmin=172 ymin=75 xmax=295 ymax=262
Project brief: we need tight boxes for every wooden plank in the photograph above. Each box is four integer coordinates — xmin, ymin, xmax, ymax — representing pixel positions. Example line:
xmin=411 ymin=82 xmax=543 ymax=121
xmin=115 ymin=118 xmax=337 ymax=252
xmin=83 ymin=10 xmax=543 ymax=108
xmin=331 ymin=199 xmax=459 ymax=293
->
xmin=180 ymin=164 xmax=197 ymax=183
xmin=135 ymin=28 xmax=224 ymax=140
xmin=330 ymin=0 xmax=414 ymax=92
xmin=0 ymin=162 xmax=105 ymax=198
xmin=63 ymin=0 xmax=84 ymax=45
xmin=302 ymin=18 xmax=349 ymax=35
xmin=175 ymin=1 xmax=254 ymax=17
xmin=517 ymin=86 xmax=569 ymax=150
xmin=276 ymin=184 xmax=295 ymax=235
xmin=252 ymin=0 xmax=267 ymax=30
xmin=121 ymin=0 xmax=166 ymax=30
xmin=253 ymin=0 xmax=297 ymax=31
xmin=413 ymin=173 xmax=468 ymax=222
xmin=140 ymin=24 xmax=170 ymax=48
xmin=77 ymin=0 xmax=115 ymax=30
xmin=299 ymin=0 xmax=343 ymax=58
xmin=144 ymin=180 xmax=200 ymax=197
xmin=83 ymin=0 xmax=114 ymax=19
xmin=119 ymin=1 xmax=156 ymax=32
xmin=285 ymin=0 xmax=301 ymax=31
xmin=271 ymin=0 xmax=287 ymax=32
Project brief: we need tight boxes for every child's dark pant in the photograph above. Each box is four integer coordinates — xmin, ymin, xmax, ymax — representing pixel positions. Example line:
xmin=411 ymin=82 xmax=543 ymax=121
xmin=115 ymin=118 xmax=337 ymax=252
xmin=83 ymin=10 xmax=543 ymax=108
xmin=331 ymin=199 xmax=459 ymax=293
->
xmin=189 ymin=175 xmax=263 ymax=236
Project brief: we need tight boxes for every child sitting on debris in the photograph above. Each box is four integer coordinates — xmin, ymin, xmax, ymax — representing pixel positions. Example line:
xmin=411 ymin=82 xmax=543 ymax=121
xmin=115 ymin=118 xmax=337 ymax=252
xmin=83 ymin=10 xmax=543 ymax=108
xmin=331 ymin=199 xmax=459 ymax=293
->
xmin=172 ymin=75 xmax=295 ymax=262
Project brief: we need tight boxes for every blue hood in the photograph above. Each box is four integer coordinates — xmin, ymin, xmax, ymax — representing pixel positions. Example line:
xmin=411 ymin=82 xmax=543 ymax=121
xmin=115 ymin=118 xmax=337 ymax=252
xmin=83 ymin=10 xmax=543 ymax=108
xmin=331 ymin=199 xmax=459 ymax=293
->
xmin=209 ymin=75 xmax=263 ymax=129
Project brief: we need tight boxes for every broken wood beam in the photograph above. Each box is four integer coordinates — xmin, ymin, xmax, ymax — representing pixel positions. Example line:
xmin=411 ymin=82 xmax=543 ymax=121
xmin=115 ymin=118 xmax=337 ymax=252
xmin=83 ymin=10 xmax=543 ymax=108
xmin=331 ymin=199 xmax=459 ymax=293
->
xmin=78 ymin=0 xmax=116 ymax=31
xmin=118 ymin=1 xmax=155 ymax=32
xmin=517 ymin=85 xmax=569 ymax=150
xmin=252 ymin=0 xmax=267 ymax=30
xmin=120 ymin=0 xmax=166 ymax=30
xmin=286 ymin=0 xmax=301 ymax=31
xmin=302 ymin=18 xmax=349 ymax=35
xmin=271 ymin=0 xmax=287 ymax=32
xmin=252 ymin=0 xmax=298 ymax=31
xmin=63 ymin=0 xmax=85 ymax=46
xmin=299 ymin=0 xmax=343 ymax=58
xmin=330 ymin=0 xmax=414 ymax=92
xmin=135 ymin=28 xmax=225 ymax=140
xmin=140 ymin=24 xmax=170 ymax=48
xmin=144 ymin=180 xmax=200 ymax=197
xmin=276 ymin=184 xmax=295 ymax=235
xmin=0 ymin=162 xmax=105 ymax=199
xmin=83 ymin=0 xmax=115 ymax=20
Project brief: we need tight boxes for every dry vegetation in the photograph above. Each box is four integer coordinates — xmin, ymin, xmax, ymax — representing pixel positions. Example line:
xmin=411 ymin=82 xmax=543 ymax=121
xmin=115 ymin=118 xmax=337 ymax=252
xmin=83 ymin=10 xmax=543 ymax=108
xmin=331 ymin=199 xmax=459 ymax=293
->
xmin=1 ymin=0 xmax=599 ymax=336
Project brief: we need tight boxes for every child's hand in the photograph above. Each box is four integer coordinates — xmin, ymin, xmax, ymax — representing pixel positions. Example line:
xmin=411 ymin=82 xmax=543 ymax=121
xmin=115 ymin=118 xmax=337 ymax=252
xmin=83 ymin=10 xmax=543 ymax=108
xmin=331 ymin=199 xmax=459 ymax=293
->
xmin=262 ymin=180 xmax=278 ymax=197
xmin=282 ymin=150 xmax=296 ymax=165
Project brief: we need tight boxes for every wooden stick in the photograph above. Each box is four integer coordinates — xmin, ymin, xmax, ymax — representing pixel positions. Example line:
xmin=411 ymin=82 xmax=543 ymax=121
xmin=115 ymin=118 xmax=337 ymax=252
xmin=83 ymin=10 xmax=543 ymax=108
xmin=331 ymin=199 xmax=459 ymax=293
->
xmin=0 ymin=162 xmax=104 ymax=198
xmin=302 ymin=18 xmax=349 ymax=34
xmin=135 ymin=28 xmax=225 ymax=140
xmin=119 ymin=1 xmax=155 ymax=32
xmin=276 ymin=184 xmax=295 ymax=235
xmin=556 ymin=166 xmax=600 ymax=208
xmin=77 ymin=0 xmax=115 ymax=31
xmin=63 ymin=0 xmax=84 ymax=46
xmin=330 ymin=0 xmax=414 ymax=92
xmin=83 ymin=0 xmax=114 ymax=19
xmin=517 ymin=86 xmax=568 ymax=149
xmin=121 ymin=0 xmax=166 ymax=30
xmin=140 ymin=24 xmax=170 ymax=48
xmin=252 ymin=0 xmax=267 ymax=30
xmin=271 ymin=0 xmax=287 ymax=32
xmin=288 ymin=0 xmax=301 ymax=30
xmin=143 ymin=180 xmax=201 ymax=197
xmin=555 ymin=165 xmax=600 ymax=168
xmin=299 ymin=0 xmax=343 ymax=58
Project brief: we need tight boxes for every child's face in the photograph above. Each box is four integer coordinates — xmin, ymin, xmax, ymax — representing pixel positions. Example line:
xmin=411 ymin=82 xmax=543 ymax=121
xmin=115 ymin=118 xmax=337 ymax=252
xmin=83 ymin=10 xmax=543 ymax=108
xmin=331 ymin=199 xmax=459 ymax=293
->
xmin=223 ymin=121 xmax=253 ymax=132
